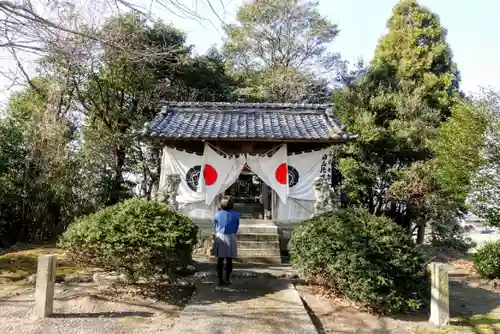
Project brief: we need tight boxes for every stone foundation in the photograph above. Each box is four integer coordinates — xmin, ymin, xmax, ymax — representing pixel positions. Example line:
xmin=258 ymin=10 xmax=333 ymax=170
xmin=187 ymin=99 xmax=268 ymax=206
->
xmin=193 ymin=220 xmax=300 ymax=254
xmin=194 ymin=235 xmax=214 ymax=256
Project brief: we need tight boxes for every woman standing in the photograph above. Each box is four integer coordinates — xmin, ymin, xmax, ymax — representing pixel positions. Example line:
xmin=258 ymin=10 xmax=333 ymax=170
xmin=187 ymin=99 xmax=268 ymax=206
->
xmin=214 ymin=196 xmax=240 ymax=285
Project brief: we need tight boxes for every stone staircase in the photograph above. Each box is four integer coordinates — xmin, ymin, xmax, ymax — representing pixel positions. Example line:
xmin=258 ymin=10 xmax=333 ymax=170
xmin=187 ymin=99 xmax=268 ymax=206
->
xmin=196 ymin=219 xmax=283 ymax=265
xmin=235 ymin=221 xmax=281 ymax=264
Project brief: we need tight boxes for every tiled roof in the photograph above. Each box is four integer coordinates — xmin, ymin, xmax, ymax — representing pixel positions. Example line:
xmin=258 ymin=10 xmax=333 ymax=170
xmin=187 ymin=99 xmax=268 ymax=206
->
xmin=144 ymin=102 xmax=355 ymax=142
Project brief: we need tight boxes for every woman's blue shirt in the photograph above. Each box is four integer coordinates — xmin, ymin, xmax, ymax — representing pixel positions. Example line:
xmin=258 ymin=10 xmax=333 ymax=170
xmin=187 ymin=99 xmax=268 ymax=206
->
xmin=214 ymin=209 xmax=240 ymax=234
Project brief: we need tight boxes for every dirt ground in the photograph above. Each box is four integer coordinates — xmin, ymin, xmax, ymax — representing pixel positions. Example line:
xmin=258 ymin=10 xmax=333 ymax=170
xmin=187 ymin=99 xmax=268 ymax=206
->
xmin=3 ymin=245 xmax=500 ymax=333
xmin=0 ymin=280 xmax=194 ymax=333
xmin=0 ymin=245 xmax=195 ymax=333
xmin=296 ymin=284 xmax=432 ymax=333
xmin=296 ymin=249 xmax=500 ymax=334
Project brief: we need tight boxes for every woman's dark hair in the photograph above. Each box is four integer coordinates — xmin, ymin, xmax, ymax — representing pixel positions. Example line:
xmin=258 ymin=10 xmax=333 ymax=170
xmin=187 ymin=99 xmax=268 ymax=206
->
xmin=219 ymin=196 xmax=234 ymax=211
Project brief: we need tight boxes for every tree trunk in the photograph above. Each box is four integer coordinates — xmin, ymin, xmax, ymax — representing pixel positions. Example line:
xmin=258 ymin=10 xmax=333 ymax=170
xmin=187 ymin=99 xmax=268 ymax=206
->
xmin=109 ymin=145 xmax=127 ymax=205
xmin=415 ymin=218 xmax=427 ymax=245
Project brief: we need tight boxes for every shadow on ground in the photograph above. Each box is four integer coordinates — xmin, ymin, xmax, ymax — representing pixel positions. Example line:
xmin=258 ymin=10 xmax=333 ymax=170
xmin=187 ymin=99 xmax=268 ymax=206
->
xmin=192 ymin=271 xmax=292 ymax=306
xmin=171 ymin=270 xmax=316 ymax=334
xmin=297 ymin=283 xmax=432 ymax=334
xmin=450 ymin=279 xmax=500 ymax=317
xmin=50 ymin=311 xmax=154 ymax=318
xmin=297 ymin=274 xmax=500 ymax=334
xmin=0 ymin=280 xmax=194 ymax=323
xmin=193 ymin=260 xmax=435 ymax=333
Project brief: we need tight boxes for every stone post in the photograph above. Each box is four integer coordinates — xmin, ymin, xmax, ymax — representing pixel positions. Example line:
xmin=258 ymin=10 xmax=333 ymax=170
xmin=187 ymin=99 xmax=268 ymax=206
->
xmin=34 ymin=254 xmax=56 ymax=317
xmin=313 ymin=177 xmax=337 ymax=215
xmin=428 ymin=262 xmax=450 ymax=327
xmin=313 ymin=177 xmax=327 ymax=214
xmin=165 ymin=174 xmax=181 ymax=211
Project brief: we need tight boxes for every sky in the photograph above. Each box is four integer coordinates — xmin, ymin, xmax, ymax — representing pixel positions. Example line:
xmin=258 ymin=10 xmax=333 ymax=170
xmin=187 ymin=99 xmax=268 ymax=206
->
xmin=1 ymin=0 xmax=498 ymax=104
xmin=158 ymin=0 xmax=500 ymax=95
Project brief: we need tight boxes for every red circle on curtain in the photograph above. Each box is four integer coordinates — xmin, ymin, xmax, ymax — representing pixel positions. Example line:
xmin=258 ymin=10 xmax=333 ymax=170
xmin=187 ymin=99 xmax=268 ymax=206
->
xmin=275 ymin=163 xmax=287 ymax=185
xmin=203 ymin=164 xmax=218 ymax=186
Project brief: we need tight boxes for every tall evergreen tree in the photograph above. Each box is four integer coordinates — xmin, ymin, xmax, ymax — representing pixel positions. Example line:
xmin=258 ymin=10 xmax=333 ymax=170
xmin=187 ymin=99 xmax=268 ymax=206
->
xmin=334 ymin=0 xmax=462 ymax=243
xmin=371 ymin=0 xmax=460 ymax=116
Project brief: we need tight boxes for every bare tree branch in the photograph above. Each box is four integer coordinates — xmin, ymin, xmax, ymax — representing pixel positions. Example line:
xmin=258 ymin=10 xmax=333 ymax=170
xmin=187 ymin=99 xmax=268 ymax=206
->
xmin=0 ymin=0 xmax=229 ymax=92
xmin=8 ymin=45 xmax=41 ymax=93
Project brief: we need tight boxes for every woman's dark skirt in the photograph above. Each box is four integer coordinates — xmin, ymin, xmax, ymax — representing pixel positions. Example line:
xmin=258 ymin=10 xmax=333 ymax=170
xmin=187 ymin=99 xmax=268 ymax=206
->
xmin=213 ymin=232 xmax=238 ymax=258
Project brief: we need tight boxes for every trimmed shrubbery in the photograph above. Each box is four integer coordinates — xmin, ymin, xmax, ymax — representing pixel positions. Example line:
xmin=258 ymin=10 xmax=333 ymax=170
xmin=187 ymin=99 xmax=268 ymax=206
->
xmin=473 ymin=240 xmax=500 ymax=279
xmin=288 ymin=208 xmax=429 ymax=314
xmin=58 ymin=198 xmax=198 ymax=280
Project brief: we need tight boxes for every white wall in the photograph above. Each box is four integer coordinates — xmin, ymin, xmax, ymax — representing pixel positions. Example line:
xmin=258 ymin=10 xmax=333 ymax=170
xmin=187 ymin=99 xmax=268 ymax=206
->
xmin=276 ymin=198 xmax=314 ymax=222
xmin=179 ymin=201 xmax=215 ymax=219
xmin=179 ymin=195 xmax=315 ymax=223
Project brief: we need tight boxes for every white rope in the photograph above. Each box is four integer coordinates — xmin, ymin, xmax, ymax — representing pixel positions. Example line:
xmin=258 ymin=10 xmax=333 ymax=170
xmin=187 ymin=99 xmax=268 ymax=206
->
xmin=207 ymin=142 xmax=231 ymax=157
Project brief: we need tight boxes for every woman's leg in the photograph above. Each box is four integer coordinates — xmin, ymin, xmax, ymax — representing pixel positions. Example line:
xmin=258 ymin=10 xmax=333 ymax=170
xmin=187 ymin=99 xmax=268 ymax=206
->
xmin=225 ymin=257 xmax=233 ymax=283
xmin=217 ymin=257 xmax=225 ymax=284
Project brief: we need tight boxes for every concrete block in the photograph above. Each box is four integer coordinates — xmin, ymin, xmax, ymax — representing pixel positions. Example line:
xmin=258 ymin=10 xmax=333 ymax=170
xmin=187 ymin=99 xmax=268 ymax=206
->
xmin=237 ymin=224 xmax=278 ymax=234
xmin=34 ymin=254 xmax=56 ymax=317
xmin=237 ymin=241 xmax=281 ymax=250
xmin=429 ymin=262 xmax=450 ymax=327
xmin=237 ymin=248 xmax=281 ymax=257
xmin=236 ymin=233 xmax=279 ymax=242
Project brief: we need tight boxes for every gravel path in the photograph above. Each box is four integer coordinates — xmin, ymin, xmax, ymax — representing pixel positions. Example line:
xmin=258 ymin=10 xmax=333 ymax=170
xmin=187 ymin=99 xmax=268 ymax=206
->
xmin=296 ymin=259 xmax=500 ymax=334
xmin=296 ymin=284 xmax=432 ymax=334
xmin=0 ymin=283 xmax=191 ymax=334
xmin=170 ymin=275 xmax=316 ymax=334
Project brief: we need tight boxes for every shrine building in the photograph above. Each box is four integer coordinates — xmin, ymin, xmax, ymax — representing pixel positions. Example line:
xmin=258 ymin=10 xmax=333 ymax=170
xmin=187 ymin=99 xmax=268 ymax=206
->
xmin=143 ymin=102 xmax=355 ymax=258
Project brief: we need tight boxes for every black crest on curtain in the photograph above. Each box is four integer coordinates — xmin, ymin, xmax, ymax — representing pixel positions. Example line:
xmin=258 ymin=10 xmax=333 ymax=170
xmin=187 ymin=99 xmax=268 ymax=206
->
xmin=186 ymin=165 xmax=202 ymax=191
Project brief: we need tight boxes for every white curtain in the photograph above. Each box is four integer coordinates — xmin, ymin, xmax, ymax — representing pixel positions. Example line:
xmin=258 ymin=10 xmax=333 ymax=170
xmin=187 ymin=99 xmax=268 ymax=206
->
xmin=218 ymin=155 xmax=247 ymax=196
xmin=179 ymin=201 xmax=216 ymax=219
xmin=161 ymin=145 xmax=327 ymax=213
xmin=199 ymin=143 xmax=240 ymax=205
xmin=276 ymin=198 xmax=314 ymax=221
xmin=160 ymin=147 xmax=204 ymax=204
xmin=288 ymin=149 xmax=329 ymax=201
xmin=246 ymin=145 xmax=289 ymax=204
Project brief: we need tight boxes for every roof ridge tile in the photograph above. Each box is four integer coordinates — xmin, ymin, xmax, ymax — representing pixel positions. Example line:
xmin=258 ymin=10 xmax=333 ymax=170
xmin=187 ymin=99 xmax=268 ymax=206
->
xmin=143 ymin=101 xmax=356 ymax=142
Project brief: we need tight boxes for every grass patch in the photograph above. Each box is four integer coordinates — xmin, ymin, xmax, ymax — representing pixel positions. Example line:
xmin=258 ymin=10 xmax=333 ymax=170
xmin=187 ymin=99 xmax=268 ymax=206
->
xmin=423 ymin=313 xmax=500 ymax=334
xmin=119 ymin=315 xmax=150 ymax=325
xmin=0 ymin=244 xmax=87 ymax=284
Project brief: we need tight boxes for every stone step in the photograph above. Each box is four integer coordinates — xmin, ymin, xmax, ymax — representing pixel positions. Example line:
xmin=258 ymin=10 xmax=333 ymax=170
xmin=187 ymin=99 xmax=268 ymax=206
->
xmin=238 ymin=224 xmax=278 ymax=234
xmin=236 ymin=233 xmax=279 ymax=242
xmin=239 ymin=219 xmax=276 ymax=224
xmin=203 ymin=256 xmax=283 ymax=265
xmin=238 ymin=248 xmax=281 ymax=257
xmin=235 ymin=256 xmax=283 ymax=265
xmin=237 ymin=241 xmax=280 ymax=250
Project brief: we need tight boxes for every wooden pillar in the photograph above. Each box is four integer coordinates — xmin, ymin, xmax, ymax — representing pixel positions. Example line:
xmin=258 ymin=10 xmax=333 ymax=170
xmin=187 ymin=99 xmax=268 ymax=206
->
xmin=262 ymin=182 xmax=270 ymax=219
xmin=271 ymin=189 xmax=277 ymax=220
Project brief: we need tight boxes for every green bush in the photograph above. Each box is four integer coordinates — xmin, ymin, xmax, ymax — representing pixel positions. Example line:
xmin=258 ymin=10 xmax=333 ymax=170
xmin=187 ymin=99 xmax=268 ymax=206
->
xmin=473 ymin=240 xmax=500 ymax=279
xmin=288 ymin=208 xmax=429 ymax=314
xmin=58 ymin=198 xmax=198 ymax=279
xmin=429 ymin=218 xmax=476 ymax=252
